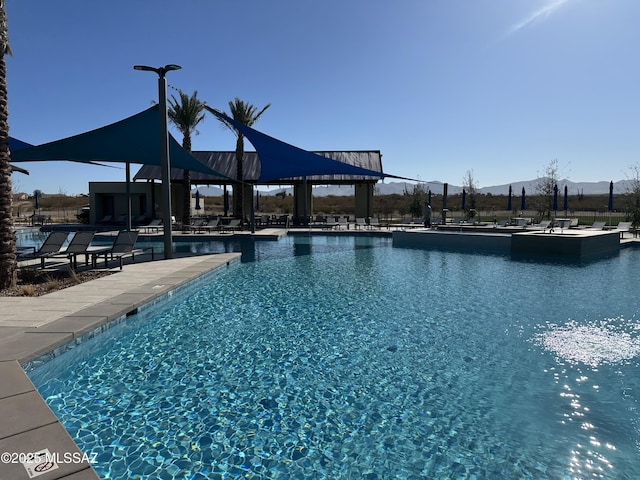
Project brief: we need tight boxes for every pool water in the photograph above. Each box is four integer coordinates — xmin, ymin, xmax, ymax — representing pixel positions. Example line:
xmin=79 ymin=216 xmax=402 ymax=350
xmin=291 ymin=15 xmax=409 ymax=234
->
xmin=28 ymin=236 xmax=640 ymax=479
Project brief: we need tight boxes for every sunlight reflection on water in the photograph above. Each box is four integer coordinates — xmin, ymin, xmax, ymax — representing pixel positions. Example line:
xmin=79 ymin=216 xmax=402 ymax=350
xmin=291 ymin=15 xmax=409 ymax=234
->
xmin=533 ymin=317 xmax=640 ymax=367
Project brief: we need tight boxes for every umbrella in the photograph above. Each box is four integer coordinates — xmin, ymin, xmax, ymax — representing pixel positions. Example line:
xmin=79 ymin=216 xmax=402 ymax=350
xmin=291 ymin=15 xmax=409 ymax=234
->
xmin=553 ymin=184 xmax=558 ymax=212
xmin=563 ymin=185 xmax=568 ymax=213
xmin=521 ymin=187 xmax=526 ymax=210
xmin=507 ymin=185 xmax=512 ymax=211
xmin=442 ymin=183 xmax=448 ymax=209
xmin=195 ymin=190 xmax=201 ymax=211
xmin=256 ymin=191 xmax=260 ymax=211
xmin=461 ymin=188 xmax=466 ymax=211
xmin=223 ymin=187 xmax=230 ymax=216
xmin=428 ymin=189 xmax=432 ymax=206
xmin=34 ymin=191 xmax=39 ymax=211
xmin=608 ymin=181 xmax=614 ymax=211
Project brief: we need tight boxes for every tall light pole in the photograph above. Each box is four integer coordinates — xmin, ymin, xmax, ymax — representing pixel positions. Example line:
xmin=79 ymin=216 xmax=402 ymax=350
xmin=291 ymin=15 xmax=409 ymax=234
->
xmin=133 ymin=64 xmax=181 ymax=259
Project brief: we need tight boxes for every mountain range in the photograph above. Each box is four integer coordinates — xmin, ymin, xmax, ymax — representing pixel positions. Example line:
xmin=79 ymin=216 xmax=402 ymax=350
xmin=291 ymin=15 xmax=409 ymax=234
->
xmin=194 ymin=179 xmax=629 ymax=197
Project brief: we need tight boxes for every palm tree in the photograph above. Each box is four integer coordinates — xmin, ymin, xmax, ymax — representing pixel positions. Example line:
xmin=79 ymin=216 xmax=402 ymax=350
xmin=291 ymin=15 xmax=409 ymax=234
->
xmin=168 ymin=90 xmax=205 ymax=229
xmin=0 ymin=1 xmax=15 ymax=289
xmin=209 ymin=98 xmax=270 ymax=223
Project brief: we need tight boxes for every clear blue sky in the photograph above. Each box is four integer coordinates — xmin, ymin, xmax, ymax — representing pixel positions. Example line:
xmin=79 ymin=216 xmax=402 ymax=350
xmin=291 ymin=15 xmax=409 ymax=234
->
xmin=7 ymin=0 xmax=640 ymax=195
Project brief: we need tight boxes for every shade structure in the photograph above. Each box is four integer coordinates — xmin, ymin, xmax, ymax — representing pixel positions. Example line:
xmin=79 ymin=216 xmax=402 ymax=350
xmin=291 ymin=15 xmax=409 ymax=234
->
xmin=205 ymin=107 xmax=395 ymax=182
xmin=553 ymin=184 xmax=558 ymax=212
xmin=563 ymin=185 xmax=568 ymax=212
xmin=9 ymin=137 xmax=33 ymax=175
xmin=461 ymin=189 xmax=466 ymax=210
xmin=195 ymin=190 xmax=201 ymax=211
xmin=10 ymin=106 xmax=229 ymax=178
xmin=608 ymin=181 xmax=614 ymax=211
xmin=9 ymin=136 xmax=32 ymax=151
xmin=521 ymin=187 xmax=526 ymax=210
xmin=507 ymin=185 xmax=512 ymax=211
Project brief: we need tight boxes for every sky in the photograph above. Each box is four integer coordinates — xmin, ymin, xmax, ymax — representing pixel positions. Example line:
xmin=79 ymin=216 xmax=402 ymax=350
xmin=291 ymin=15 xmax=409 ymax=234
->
xmin=6 ymin=0 xmax=640 ymax=195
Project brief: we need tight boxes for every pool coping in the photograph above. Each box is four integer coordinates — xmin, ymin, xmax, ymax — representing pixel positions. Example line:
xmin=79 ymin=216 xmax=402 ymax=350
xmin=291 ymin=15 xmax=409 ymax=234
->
xmin=0 ymin=253 xmax=241 ymax=480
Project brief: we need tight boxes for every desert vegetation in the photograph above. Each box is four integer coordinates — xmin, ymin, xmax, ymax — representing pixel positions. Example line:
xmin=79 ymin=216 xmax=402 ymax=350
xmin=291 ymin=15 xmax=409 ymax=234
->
xmin=12 ymin=189 xmax=632 ymax=226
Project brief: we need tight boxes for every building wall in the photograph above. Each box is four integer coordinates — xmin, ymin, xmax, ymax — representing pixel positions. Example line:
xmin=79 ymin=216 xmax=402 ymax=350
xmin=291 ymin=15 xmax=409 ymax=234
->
xmin=89 ymin=181 xmax=183 ymax=225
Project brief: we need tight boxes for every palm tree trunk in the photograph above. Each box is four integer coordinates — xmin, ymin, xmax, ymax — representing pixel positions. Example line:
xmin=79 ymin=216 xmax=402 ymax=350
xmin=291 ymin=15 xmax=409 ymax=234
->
xmin=234 ymin=135 xmax=244 ymax=222
xmin=181 ymin=136 xmax=192 ymax=229
xmin=182 ymin=169 xmax=191 ymax=228
xmin=0 ymin=31 xmax=16 ymax=289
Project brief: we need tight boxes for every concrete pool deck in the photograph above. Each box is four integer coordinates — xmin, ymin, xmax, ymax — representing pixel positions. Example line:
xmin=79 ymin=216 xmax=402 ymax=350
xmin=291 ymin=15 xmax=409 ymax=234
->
xmin=0 ymin=252 xmax=241 ymax=480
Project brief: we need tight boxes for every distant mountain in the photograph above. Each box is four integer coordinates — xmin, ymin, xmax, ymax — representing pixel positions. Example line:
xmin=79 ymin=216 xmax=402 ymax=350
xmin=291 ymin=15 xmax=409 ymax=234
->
xmin=193 ymin=179 xmax=629 ymax=197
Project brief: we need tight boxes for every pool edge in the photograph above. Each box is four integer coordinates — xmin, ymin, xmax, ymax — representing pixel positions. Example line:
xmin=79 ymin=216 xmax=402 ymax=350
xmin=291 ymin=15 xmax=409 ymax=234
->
xmin=0 ymin=253 xmax=241 ymax=480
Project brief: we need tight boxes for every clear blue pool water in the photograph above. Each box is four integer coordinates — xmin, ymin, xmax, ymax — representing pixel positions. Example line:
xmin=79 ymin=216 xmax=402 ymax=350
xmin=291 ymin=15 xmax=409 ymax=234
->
xmin=28 ymin=236 xmax=640 ymax=479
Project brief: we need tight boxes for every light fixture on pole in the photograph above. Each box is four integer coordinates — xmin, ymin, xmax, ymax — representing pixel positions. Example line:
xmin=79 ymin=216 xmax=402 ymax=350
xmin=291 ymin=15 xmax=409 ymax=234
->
xmin=133 ymin=64 xmax=181 ymax=259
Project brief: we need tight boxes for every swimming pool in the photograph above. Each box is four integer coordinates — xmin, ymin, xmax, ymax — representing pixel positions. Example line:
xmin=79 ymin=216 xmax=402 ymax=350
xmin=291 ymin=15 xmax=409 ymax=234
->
xmin=28 ymin=236 xmax=640 ymax=479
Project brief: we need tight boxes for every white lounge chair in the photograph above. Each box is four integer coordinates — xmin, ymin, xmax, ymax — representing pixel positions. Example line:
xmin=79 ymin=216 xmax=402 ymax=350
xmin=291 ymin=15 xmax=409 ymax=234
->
xmin=587 ymin=221 xmax=606 ymax=230
xmin=615 ymin=221 xmax=633 ymax=238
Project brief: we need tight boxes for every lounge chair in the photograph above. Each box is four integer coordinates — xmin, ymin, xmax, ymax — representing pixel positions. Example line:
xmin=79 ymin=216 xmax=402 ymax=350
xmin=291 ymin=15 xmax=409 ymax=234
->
xmin=18 ymin=231 xmax=69 ymax=268
xmin=202 ymin=217 xmax=220 ymax=232
xmin=325 ymin=216 xmax=338 ymax=229
xmin=189 ymin=218 xmax=207 ymax=233
xmin=142 ymin=218 xmax=162 ymax=233
xmin=368 ymin=217 xmax=381 ymax=229
xmin=587 ymin=221 xmax=606 ymax=230
xmin=531 ymin=220 xmax=551 ymax=230
xmin=615 ymin=221 xmax=633 ymax=238
xmin=91 ymin=230 xmax=154 ymax=270
xmin=51 ymin=231 xmax=95 ymax=269
xmin=355 ymin=217 xmax=367 ymax=229
xmin=258 ymin=215 xmax=271 ymax=227
xmin=337 ymin=217 xmax=349 ymax=230
xmin=220 ymin=218 xmax=241 ymax=233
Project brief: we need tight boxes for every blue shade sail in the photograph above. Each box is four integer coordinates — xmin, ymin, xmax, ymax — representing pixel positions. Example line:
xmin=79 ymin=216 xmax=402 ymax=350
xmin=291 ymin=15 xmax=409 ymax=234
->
xmin=10 ymin=106 xmax=229 ymax=178
xmin=207 ymin=108 xmax=389 ymax=182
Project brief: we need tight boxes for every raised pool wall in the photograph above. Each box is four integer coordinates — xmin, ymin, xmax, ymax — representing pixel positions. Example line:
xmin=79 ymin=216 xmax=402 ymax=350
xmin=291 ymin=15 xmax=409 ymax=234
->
xmin=392 ymin=229 xmax=622 ymax=261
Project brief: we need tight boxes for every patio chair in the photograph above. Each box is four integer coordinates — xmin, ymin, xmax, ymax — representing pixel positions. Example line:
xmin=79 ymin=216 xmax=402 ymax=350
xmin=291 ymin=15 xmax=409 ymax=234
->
xmin=355 ymin=217 xmax=367 ymax=229
xmin=220 ymin=218 xmax=241 ymax=233
xmin=587 ymin=221 xmax=606 ymax=230
xmin=50 ymin=231 xmax=95 ymax=269
xmin=615 ymin=221 xmax=633 ymax=239
xmin=142 ymin=218 xmax=162 ymax=233
xmin=189 ymin=218 xmax=207 ymax=233
xmin=337 ymin=217 xmax=349 ymax=230
xmin=18 ymin=231 xmax=69 ymax=269
xmin=91 ymin=230 xmax=153 ymax=270
xmin=368 ymin=217 xmax=381 ymax=229
xmin=531 ymin=220 xmax=551 ymax=230
xmin=325 ymin=216 xmax=338 ymax=229
xmin=202 ymin=217 xmax=220 ymax=232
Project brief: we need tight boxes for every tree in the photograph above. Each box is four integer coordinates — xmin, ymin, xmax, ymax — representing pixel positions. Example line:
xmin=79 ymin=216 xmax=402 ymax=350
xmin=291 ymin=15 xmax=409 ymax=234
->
xmin=624 ymin=163 xmax=640 ymax=227
xmin=403 ymin=183 xmax=429 ymax=219
xmin=168 ymin=90 xmax=205 ymax=229
xmin=208 ymin=98 xmax=270 ymax=223
xmin=533 ymin=159 xmax=561 ymax=220
xmin=0 ymin=1 xmax=15 ymax=290
xmin=462 ymin=169 xmax=478 ymax=213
